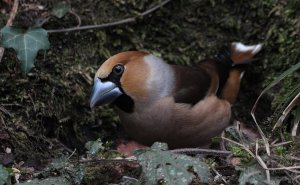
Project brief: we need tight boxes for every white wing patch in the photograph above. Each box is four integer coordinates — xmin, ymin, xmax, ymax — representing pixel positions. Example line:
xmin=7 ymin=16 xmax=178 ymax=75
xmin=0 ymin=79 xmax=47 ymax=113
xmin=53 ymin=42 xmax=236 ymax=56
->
xmin=232 ymin=42 xmax=263 ymax=54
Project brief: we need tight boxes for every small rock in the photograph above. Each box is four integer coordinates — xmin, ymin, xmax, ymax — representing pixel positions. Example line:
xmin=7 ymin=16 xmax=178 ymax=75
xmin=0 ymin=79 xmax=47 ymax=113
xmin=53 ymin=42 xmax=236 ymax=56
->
xmin=5 ymin=147 xmax=11 ymax=154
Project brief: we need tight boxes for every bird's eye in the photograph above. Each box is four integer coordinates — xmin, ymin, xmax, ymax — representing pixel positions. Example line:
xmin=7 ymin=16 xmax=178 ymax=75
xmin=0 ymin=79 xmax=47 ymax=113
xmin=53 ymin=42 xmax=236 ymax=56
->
xmin=113 ymin=64 xmax=124 ymax=75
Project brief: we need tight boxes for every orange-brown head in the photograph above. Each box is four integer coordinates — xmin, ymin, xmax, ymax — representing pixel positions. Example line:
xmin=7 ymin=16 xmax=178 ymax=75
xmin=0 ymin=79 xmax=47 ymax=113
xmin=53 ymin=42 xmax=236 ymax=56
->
xmin=90 ymin=51 xmax=148 ymax=110
xmin=90 ymin=51 xmax=174 ymax=112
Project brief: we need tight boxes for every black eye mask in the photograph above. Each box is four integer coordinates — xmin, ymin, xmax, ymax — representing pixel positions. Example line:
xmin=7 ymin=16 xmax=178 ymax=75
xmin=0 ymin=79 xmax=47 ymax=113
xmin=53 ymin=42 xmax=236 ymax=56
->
xmin=100 ymin=64 xmax=134 ymax=113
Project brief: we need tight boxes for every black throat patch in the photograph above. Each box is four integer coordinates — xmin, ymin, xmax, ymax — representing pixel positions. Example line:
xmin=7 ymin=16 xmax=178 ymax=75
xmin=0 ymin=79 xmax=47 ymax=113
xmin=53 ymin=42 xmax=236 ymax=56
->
xmin=113 ymin=94 xmax=134 ymax=113
xmin=101 ymin=70 xmax=134 ymax=113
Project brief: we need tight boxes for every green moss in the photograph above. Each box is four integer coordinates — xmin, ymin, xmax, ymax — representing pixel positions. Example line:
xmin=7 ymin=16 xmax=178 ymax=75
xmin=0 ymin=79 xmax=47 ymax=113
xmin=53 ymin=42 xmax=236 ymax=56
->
xmin=275 ymin=146 xmax=287 ymax=156
xmin=230 ymin=146 xmax=253 ymax=164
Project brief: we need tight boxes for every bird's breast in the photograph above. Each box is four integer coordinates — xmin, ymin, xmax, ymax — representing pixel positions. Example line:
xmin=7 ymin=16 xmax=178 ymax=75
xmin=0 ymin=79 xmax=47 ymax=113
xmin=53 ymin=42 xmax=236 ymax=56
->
xmin=116 ymin=95 xmax=231 ymax=148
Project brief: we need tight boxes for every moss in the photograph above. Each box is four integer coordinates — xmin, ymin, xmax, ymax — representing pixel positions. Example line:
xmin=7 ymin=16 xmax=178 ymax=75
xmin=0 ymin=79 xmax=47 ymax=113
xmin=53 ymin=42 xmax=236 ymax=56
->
xmin=275 ymin=146 xmax=287 ymax=156
xmin=15 ymin=131 xmax=28 ymax=140
xmin=230 ymin=146 xmax=253 ymax=164
xmin=0 ymin=0 xmax=299 ymax=165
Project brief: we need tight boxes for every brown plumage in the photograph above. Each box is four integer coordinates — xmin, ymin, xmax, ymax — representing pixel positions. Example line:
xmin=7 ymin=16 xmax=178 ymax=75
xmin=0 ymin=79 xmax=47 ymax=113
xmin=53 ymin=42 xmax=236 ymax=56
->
xmin=90 ymin=42 xmax=262 ymax=148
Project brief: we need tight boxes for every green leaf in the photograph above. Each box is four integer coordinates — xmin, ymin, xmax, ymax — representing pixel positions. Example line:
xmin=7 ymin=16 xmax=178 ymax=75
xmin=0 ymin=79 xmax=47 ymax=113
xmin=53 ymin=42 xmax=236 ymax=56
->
xmin=225 ymin=126 xmax=255 ymax=145
xmin=278 ymin=83 xmax=300 ymax=110
xmin=293 ymin=105 xmax=300 ymax=124
xmin=238 ymin=165 xmax=284 ymax=185
xmin=39 ymin=156 xmax=85 ymax=184
xmin=52 ymin=1 xmax=71 ymax=18
xmin=135 ymin=142 xmax=212 ymax=185
xmin=264 ymin=62 xmax=300 ymax=92
xmin=275 ymin=146 xmax=287 ymax=156
xmin=85 ymin=138 xmax=104 ymax=155
xmin=20 ymin=176 xmax=71 ymax=185
xmin=50 ymin=157 xmax=68 ymax=170
xmin=0 ymin=26 xmax=50 ymax=72
xmin=72 ymin=165 xmax=86 ymax=185
xmin=0 ymin=165 xmax=10 ymax=185
xmin=150 ymin=142 xmax=168 ymax=151
xmin=252 ymin=62 xmax=300 ymax=112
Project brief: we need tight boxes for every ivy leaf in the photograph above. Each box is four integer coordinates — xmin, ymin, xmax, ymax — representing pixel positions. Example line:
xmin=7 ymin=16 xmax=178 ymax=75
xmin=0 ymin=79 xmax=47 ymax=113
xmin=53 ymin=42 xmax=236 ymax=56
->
xmin=85 ymin=138 xmax=104 ymax=155
xmin=226 ymin=126 xmax=256 ymax=145
xmin=71 ymin=165 xmax=86 ymax=185
xmin=49 ymin=156 xmax=68 ymax=171
xmin=37 ymin=156 xmax=85 ymax=185
xmin=0 ymin=165 xmax=10 ymax=185
xmin=135 ymin=142 xmax=212 ymax=185
xmin=20 ymin=176 xmax=71 ymax=185
xmin=238 ymin=165 xmax=284 ymax=185
xmin=0 ymin=26 xmax=50 ymax=72
xmin=52 ymin=1 xmax=71 ymax=18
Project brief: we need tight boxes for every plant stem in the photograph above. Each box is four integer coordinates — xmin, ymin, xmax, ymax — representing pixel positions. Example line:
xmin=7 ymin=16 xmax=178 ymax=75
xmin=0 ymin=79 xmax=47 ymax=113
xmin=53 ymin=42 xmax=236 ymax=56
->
xmin=47 ymin=0 xmax=171 ymax=33
xmin=0 ymin=0 xmax=19 ymax=63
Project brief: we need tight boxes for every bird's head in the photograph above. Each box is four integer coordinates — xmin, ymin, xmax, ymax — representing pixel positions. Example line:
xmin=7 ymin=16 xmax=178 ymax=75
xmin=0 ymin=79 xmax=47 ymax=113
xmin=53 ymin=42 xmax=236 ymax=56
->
xmin=90 ymin=51 xmax=162 ymax=112
xmin=90 ymin=51 xmax=174 ymax=112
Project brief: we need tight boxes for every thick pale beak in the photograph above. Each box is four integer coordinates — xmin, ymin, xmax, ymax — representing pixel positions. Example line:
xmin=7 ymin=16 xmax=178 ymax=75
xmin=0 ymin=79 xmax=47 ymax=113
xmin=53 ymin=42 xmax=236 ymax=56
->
xmin=90 ymin=78 xmax=122 ymax=108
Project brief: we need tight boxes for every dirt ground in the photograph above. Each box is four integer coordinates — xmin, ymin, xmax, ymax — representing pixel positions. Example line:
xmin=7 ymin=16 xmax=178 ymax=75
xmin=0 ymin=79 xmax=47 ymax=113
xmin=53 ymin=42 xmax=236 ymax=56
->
xmin=0 ymin=0 xmax=299 ymax=184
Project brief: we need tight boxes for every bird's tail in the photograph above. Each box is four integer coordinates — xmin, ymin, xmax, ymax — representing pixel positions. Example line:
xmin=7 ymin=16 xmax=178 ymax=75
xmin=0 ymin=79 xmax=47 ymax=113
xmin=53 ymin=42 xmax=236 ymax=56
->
xmin=215 ymin=42 xmax=262 ymax=67
xmin=230 ymin=42 xmax=262 ymax=65
xmin=219 ymin=42 xmax=262 ymax=104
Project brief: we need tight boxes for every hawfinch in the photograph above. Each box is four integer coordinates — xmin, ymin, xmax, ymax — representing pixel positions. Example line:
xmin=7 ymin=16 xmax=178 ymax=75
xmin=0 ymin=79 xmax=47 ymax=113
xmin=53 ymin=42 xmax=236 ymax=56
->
xmin=90 ymin=42 xmax=262 ymax=149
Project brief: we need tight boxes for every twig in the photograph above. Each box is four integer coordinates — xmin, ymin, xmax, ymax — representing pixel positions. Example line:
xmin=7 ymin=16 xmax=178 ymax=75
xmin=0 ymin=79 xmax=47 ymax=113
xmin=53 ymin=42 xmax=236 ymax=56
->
xmin=255 ymin=140 xmax=270 ymax=184
xmin=279 ymin=131 xmax=285 ymax=142
xmin=211 ymin=163 xmax=228 ymax=184
xmin=69 ymin=9 xmax=81 ymax=27
xmin=222 ymin=136 xmax=255 ymax=158
xmin=1 ymin=103 xmax=23 ymax=107
xmin=270 ymin=141 xmax=293 ymax=147
xmin=6 ymin=0 xmax=19 ymax=26
xmin=289 ymin=156 xmax=300 ymax=161
xmin=67 ymin=148 xmax=77 ymax=160
xmin=28 ymin=94 xmax=36 ymax=112
xmin=220 ymin=131 xmax=227 ymax=151
xmin=0 ymin=106 xmax=13 ymax=117
xmin=292 ymin=113 xmax=300 ymax=137
xmin=0 ymin=113 xmax=7 ymax=127
xmin=47 ymin=0 xmax=171 ymax=33
xmin=53 ymin=139 xmax=74 ymax=153
xmin=274 ymin=92 xmax=300 ymax=130
xmin=251 ymin=110 xmax=271 ymax=156
xmin=171 ymin=148 xmax=231 ymax=157
xmin=271 ymin=160 xmax=300 ymax=174
xmin=0 ymin=0 xmax=19 ymax=63
xmin=267 ymin=166 xmax=300 ymax=171
xmin=79 ymin=158 xmax=137 ymax=164
xmin=251 ymin=83 xmax=272 ymax=156
xmin=293 ymin=175 xmax=300 ymax=182
xmin=270 ymin=138 xmax=279 ymax=145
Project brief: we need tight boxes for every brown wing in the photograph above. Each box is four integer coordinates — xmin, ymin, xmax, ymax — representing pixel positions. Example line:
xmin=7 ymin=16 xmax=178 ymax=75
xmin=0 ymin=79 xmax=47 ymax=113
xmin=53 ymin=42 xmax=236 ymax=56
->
xmin=172 ymin=65 xmax=214 ymax=105
xmin=172 ymin=43 xmax=262 ymax=106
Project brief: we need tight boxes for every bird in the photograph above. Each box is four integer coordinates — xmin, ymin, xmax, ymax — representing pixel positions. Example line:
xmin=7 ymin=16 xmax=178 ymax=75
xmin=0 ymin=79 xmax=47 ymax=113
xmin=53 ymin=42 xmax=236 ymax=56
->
xmin=90 ymin=42 xmax=262 ymax=149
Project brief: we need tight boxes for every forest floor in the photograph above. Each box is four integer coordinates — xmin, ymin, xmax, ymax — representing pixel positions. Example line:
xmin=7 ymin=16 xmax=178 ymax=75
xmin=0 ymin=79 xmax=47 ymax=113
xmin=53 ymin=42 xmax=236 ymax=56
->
xmin=0 ymin=0 xmax=299 ymax=184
